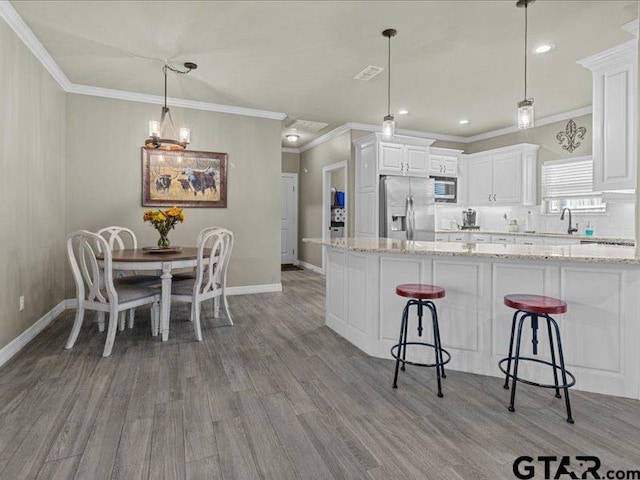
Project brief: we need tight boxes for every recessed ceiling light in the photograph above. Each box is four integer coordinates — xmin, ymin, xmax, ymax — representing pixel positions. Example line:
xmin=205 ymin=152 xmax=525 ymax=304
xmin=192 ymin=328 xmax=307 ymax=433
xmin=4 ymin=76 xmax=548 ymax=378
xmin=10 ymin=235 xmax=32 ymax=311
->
xmin=534 ymin=44 xmax=555 ymax=54
xmin=286 ymin=134 xmax=300 ymax=143
xmin=398 ymin=109 xmax=409 ymax=115
xmin=459 ymin=119 xmax=470 ymax=125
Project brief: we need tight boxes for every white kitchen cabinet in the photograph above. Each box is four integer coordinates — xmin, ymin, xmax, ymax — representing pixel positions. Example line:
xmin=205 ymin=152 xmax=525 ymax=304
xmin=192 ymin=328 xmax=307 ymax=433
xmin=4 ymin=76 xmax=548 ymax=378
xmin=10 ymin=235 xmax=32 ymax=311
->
xmin=378 ymin=140 xmax=431 ymax=177
xmin=515 ymin=236 xmax=543 ymax=246
xmin=354 ymin=133 xmax=435 ymax=237
xmin=464 ymin=144 xmax=539 ymax=207
xmin=429 ymin=154 xmax=458 ymax=176
xmin=405 ymin=145 xmax=429 ymax=176
xmin=490 ymin=235 xmax=516 ymax=244
xmin=492 ymin=152 xmax=522 ymax=205
xmin=579 ymin=40 xmax=637 ymax=191
xmin=435 ymin=234 xmax=449 ymax=242
xmin=378 ymin=142 xmax=404 ymax=175
xmin=466 ymin=156 xmax=493 ymax=206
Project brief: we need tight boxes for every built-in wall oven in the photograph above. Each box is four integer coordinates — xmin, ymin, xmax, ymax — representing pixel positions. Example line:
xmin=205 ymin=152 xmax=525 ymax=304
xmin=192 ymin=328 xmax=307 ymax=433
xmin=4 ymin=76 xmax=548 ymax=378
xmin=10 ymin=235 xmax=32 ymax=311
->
xmin=431 ymin=176 xmax=457 ymax=203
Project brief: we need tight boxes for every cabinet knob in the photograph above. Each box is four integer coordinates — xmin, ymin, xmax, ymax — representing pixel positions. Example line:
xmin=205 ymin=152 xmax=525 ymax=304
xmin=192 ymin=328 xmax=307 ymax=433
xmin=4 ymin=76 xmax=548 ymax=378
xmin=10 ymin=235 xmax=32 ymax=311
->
xmin=493 ymin=194 xmax=497 ymax=201
xmin=488 ymin=194 xmax=492 ymax=201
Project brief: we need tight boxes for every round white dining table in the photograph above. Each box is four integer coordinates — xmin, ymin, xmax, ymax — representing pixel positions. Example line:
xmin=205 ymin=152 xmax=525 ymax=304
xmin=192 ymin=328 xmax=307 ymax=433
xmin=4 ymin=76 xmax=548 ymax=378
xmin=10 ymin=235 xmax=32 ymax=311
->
xmin=108 ymin=247 xmax=211 ymax=341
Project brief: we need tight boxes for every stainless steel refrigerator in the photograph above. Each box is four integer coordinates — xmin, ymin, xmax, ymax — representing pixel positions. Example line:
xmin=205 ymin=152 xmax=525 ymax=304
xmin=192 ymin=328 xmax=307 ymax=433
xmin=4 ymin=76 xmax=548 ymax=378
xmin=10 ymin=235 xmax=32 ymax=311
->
xmin=379 ymin=176 xmax=435 ymax=241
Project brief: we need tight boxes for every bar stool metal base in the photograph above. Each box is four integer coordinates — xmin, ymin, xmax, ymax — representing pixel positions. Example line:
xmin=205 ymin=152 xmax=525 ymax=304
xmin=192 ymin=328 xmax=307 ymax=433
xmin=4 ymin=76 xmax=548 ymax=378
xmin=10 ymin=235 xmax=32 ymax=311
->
xmin=500 ymin=308 xmax=575 ymax=424
xmin=391 ymin=298 xmax=450 ymax=397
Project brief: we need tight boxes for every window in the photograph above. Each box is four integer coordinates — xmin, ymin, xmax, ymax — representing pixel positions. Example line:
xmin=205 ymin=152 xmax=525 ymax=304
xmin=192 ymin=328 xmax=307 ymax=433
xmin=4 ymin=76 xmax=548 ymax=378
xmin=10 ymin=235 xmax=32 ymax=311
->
xmin=541 ymin=156 xmax=606 ymax=214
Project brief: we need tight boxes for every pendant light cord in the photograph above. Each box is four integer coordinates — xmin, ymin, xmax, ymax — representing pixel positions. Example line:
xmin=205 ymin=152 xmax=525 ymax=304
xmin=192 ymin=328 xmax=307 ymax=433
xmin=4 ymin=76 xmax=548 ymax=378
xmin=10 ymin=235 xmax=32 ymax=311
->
xmin=163 ymin=65 xmax=168 ymax=109
xmin=387 ymin=34 xmax=391 ymax=116
xmin=524 ymin=3 xmax=528 ymax=100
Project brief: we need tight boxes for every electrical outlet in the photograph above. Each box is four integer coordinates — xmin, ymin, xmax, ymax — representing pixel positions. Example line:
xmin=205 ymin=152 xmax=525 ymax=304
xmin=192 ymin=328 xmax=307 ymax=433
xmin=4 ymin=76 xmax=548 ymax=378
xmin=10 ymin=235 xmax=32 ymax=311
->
xmin=19 ymin=296 xmax=24 ymax=312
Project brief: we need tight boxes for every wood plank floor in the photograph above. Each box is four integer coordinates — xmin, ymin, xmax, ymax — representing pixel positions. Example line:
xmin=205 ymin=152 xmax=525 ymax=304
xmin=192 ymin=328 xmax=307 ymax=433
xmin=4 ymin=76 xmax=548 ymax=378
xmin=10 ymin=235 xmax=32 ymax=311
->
xmin=0 ymin=269 xmax=639 ymax=480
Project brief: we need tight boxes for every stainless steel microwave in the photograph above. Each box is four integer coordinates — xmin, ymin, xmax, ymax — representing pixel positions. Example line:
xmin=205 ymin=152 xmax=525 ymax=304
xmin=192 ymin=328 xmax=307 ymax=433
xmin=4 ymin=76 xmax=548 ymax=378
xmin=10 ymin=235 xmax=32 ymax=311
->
xmin=431 ymin=176 xmax=457 ymax=203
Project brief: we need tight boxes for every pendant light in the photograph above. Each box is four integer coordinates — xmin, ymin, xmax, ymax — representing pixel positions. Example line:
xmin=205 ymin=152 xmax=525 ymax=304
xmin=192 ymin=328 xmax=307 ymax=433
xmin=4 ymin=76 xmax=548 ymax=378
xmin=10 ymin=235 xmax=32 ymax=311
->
xmin=145 ymin=61 xmax=198 ymax=150
xmin=382 ymin=28 xmax=397 ymax=140
xmin=516 ymin=0 xmax=535 ymax=129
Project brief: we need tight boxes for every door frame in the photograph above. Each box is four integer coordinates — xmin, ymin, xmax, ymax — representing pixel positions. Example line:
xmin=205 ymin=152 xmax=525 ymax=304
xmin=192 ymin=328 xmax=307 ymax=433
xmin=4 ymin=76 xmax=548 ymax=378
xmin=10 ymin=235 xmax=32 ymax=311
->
xmin=322 ymin=161 xmax=348 ymax=273
xmin=281 ymin=173 xmax=299 ymax=265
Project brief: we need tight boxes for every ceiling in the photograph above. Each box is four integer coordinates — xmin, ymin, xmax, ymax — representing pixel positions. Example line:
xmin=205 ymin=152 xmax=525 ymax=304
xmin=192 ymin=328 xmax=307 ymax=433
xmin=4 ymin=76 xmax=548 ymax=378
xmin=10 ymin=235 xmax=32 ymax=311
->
xmin=10 ymin=1 xmax=638 ymax=147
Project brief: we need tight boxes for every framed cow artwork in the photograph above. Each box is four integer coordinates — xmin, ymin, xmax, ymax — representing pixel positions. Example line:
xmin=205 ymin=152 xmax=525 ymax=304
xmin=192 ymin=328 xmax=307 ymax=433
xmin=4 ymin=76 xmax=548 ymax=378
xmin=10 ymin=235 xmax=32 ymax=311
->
xmin=141 ymin=148 xmax=228 ymax=208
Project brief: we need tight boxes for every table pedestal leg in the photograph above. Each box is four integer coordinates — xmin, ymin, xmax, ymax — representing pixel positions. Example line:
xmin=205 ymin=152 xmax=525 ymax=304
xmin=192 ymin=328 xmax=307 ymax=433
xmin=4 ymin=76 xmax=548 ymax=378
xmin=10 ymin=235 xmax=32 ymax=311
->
xmin=160 ymin=262 xmax=172 ymax=341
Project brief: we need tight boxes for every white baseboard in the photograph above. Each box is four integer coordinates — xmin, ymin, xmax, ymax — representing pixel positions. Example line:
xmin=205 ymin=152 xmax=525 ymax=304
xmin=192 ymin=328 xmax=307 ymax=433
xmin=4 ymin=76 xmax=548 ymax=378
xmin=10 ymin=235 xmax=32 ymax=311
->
xmin=0 ymin=300 xmax=67 ymax=369
xmin=0 ymin=282 xmax=282 ymax=368
xmin=225 ymin=283 xmax=282 ymax=295
xmin=298 ymin=261 xmax=325 ymax=275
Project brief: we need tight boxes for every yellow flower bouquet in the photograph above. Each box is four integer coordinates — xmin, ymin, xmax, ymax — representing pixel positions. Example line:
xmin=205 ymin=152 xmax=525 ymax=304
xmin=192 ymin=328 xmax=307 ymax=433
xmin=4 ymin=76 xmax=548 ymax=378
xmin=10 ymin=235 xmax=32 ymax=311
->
xmin=143 ymin=207 xmax=185 ymax=248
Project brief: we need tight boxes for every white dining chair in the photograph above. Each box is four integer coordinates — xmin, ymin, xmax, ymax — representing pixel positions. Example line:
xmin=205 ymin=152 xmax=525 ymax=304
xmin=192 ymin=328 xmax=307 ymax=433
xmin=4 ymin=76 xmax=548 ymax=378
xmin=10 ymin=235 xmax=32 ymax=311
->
xmin=66 ymin=230 xmax=161 ymax=357
xmin=171 ymin=228 xmax=234 ymax=341
xmin=97 ymin=226 xmax=160 ymax=331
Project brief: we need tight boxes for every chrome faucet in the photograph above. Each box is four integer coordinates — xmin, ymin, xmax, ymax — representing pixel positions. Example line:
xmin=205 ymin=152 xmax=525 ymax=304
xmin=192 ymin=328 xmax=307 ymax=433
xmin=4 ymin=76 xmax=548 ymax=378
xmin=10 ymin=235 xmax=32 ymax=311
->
xmin=560 ymin=208 xmax=578 ymax=234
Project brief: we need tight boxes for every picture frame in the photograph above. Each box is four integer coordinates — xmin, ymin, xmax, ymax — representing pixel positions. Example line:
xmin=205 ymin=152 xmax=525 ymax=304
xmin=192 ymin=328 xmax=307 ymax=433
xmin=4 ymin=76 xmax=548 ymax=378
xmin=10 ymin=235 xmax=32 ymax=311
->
xmin=142 ymin=147 xmax=228 ymax=208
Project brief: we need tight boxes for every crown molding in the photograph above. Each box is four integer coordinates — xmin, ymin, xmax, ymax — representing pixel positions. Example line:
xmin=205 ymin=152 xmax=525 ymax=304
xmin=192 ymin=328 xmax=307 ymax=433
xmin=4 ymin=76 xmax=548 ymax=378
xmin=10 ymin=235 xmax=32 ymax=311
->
xmin=68 ymin=84 xmax=287 ymax=120
xmin=577 ymin=39 xmax=637 ymax=71
xmin=298 ymin=123 xmax=353 ymax=153
xmin=0 ymin=1 xmax=286 ymax=121
xmin=463 ymin=106 xmax=593 ymax=143
xmin=297 ymin=106 xmax=594 ymax=152
xmin=0 ymin=0 xmax=71 ymax=90
xmin=346 ymin=122 xmax=468 ymax=143
xmin=282 ymin=147 xmax=300 ymax=154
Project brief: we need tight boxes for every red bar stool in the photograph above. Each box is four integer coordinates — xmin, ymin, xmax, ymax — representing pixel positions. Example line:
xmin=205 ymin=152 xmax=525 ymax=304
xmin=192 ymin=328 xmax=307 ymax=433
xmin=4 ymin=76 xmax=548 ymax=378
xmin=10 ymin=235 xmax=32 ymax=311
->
xmin=392 ymin=284 xmax=450 ymax=397
xmin=500 ymin=294 xmax=575 ymax=423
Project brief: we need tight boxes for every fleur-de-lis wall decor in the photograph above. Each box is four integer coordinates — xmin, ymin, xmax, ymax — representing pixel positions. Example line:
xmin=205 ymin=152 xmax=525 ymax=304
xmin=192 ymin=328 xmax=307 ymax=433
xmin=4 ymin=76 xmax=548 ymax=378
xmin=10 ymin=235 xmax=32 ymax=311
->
xmin=556 ymin=119 xmax=587 ymax=153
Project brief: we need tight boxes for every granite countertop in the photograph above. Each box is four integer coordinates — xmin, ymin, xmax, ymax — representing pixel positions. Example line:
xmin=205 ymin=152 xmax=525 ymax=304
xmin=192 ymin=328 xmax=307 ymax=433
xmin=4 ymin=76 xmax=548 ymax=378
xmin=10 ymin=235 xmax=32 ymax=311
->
xmin=303 ymin=237 xmax=640 ymax=265
xmin=435 ymin=229 xmax=634 ymax=244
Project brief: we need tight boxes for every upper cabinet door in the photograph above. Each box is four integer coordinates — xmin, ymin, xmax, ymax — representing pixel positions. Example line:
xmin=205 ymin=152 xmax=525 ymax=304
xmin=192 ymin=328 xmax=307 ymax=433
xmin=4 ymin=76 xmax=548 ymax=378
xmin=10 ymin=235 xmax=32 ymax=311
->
xmin=580 ymin=42 xmax=637 ymax=191
xmin=594 ymin=62 xmax=637 ymax=191
xmin=405 ymin=145 xmax=429 ymax=177
xmin=466 ymin=156 xmax=493 ymax=206
xmin=378 ymin=142 xmax=405 ymax=175
xmin=492 ymin=152 xmax=522 ymax=205
xmin=441 ymin=156 xmax=458 ymax=176
xmin=429 ymin=155 xmax=443 ymax=175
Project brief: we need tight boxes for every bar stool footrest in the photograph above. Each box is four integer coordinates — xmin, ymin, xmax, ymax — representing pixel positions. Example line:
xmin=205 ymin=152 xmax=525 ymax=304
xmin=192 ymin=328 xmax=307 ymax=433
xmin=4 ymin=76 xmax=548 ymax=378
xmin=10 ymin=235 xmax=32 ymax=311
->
xmin=391 ymin=342 xmax=451 ymax=368
xmin=499 ymin=357 xmax=576 ymax=389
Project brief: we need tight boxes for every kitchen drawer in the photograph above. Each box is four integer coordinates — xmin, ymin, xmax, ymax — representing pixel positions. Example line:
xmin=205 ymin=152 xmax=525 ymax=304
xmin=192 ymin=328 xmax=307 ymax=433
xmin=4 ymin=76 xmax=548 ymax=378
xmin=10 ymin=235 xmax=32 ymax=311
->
xmin=450 ymin=233 xmax=469 ymax=243
xmin=491 ymin=235 xmax=515 ymax=244
xmin=435 ymin=234 xmax=449 ymax=242
xmin=515 ymin=236 xmax=543 ymax=246
xmin=471 ymin=234 xmax=491 ymax=243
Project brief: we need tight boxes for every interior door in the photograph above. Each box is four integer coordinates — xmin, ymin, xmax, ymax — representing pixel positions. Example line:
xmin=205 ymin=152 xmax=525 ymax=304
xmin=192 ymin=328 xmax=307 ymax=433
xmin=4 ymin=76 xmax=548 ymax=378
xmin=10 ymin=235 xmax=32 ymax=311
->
xmin=281 ymin=174 xmax=298 ymax=264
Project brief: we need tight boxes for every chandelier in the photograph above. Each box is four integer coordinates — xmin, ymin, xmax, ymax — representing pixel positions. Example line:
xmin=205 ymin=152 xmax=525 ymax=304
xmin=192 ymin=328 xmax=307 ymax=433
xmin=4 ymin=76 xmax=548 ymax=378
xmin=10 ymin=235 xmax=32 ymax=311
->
xmin=145 ymin=61 xmax=198 ymax=150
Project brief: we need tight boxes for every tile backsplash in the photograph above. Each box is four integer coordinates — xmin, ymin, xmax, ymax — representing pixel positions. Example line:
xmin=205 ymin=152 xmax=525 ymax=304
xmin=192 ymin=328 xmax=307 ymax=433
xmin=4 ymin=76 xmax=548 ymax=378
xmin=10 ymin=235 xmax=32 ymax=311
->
xmin=437 ymin=200 xmax=635 ymax=239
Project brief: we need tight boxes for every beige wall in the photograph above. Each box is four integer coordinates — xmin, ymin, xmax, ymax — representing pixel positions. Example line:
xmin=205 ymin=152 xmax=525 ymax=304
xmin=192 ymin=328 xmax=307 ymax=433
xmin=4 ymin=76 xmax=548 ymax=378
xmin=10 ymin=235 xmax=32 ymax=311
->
xmin=465 ymin=114 xmax=592 ymax=202
xmin=299 ymin=131 xmax=351 ymax=267
xmin=281 ymin=151 xmax=300 ymax=173
xmin=464 ymin=114 xmax=592 ymax=161
xmin=66 ymin=95 xmax=282 ymax=291
xmin=0 ymin=20 xmax=67 ymax=349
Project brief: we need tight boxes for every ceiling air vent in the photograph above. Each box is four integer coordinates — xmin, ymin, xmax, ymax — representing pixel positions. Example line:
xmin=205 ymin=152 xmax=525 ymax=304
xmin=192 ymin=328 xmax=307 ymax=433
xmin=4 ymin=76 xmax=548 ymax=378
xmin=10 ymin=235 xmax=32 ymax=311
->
xmin=354 ymin=65 xmax=384 ymax=81
xmin=287 ymin=119 xmax=329 ymax=133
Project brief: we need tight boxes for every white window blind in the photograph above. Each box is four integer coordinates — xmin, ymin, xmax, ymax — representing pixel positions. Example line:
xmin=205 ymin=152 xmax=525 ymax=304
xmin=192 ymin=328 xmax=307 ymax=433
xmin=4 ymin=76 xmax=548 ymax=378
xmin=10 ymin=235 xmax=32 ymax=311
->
xmin=541 ymin=156 xmax=605 ymax=214
xmin=542 ymin=157 xmax=595 ymax=198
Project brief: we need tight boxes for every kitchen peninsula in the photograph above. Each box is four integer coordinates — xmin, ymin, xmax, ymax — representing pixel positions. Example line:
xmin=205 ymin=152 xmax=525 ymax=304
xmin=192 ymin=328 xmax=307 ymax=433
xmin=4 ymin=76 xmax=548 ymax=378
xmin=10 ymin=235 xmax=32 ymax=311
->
xmin=304 ymin=237 xmax=640 ymax=399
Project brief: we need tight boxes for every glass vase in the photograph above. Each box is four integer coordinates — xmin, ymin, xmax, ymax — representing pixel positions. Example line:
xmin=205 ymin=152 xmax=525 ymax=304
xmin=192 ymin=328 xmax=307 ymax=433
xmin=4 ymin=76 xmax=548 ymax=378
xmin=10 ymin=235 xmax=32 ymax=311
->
xmin=157 ymin=232 xmax=170 ymax=249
